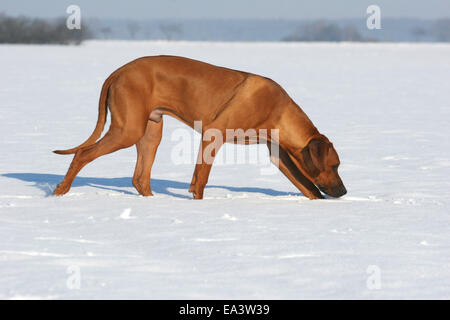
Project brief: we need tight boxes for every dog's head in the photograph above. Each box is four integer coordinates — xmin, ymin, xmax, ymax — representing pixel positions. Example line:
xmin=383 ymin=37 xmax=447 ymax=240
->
xmin=294 ymin=134 xmax=347 ymax=198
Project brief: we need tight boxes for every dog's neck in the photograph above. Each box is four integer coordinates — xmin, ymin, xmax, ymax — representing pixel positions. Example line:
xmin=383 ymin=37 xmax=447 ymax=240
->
xmin=276 ymin=100 xmax=320 ymax=153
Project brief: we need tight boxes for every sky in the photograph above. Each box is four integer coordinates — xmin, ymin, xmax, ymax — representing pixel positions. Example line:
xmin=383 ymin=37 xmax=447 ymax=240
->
xmin=1 ymin=0 xmax=449 ymax=20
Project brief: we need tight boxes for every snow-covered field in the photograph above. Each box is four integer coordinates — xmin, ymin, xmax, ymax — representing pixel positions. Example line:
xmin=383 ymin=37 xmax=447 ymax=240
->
xmin=0 ymin=41 xmax=449 ymax=299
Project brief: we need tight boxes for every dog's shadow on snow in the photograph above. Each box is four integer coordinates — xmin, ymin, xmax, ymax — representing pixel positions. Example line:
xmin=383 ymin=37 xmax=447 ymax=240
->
xmin=2 ymin=173 xmax=299 ymax=199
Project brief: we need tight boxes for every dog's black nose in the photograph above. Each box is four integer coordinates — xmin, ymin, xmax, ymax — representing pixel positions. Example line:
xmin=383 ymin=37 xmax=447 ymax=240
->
xmin=335 ymin=185 xmax=347 ymax=197
xmin=328 ymin=184 xmax=346 ymax=198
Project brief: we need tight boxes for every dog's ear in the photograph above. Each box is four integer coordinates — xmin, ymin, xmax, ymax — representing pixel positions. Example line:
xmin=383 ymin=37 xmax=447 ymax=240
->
xmin=301 ymin=137 xmax=328 ymax=175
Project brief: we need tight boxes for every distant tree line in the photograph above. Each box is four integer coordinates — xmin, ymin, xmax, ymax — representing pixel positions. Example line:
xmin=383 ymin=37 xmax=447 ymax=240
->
xmin=282 ymin=20 xmax=371 ymax=42
xmin=1 ymin=14 xmax=449 ymax=43
xmin=429 ymin=18 xmax=450 ymax=42
xmin=93 ymin=21 xmax=183 ymax=41
xmin=0 ymin=13 xmax=90 ymax=44
xmin=409 ymin=18 xmax=450 ymax=42
xmin=283 ymin=19 xmax=450 ymax=42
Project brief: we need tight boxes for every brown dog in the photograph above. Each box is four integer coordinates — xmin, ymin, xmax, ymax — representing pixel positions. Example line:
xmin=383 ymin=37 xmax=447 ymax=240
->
xmin=53 ymin=56 xmax=346 ymax=199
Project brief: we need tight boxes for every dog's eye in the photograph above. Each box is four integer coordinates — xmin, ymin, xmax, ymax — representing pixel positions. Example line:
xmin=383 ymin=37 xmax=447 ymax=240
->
xmin=332 ymin=165 xmax=338 ymax=172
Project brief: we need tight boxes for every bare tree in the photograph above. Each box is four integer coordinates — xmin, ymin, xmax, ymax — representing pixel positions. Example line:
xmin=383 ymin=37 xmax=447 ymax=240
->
xmin=127 ymin=22 xmax=140 ymax=40
xmin=159 ymin=23 xmax=182 ymax=41
xmin=143 ymin=28 xmax=152 ymax=40
xmin=432 ymin=18 xmax=450 ymax=42
xmin=411 ymin=27 xmax=426 ymax=42
xmin=100 ymin=26 xmax=112 ymax=39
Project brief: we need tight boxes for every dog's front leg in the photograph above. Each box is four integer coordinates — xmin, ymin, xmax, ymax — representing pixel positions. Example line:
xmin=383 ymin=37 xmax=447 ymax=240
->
xmin=189 ymin=132 xmax=223 ymax=199
xmin=132 ymin=120 xmax=163 ymax=196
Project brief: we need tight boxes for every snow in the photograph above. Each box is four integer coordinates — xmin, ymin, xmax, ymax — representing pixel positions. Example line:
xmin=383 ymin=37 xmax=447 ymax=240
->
xmin=0 ymin=40 xmax=449 ymax=299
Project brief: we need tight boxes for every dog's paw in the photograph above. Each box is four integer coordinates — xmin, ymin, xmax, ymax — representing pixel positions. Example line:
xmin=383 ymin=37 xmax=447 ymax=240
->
xmin=189 ymin=186 xmax=204 ymax=199
xmin=53 ymin=183 xmax=70 ymax=196
xmin=139 ymin=189 xmax=153 ymax=196
xmin=132 ymin=180 xmax=153 ymax=196
xmin=192 ymin=193 xmax=203 ymax=200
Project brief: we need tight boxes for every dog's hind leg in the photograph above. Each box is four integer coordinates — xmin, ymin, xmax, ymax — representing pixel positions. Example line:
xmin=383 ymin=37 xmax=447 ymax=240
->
xmin=53 ymin=124 xmax=146 ymax=195
xmin=132 ymin=119 xmax=163 ymax=196
xmin=54 ymin=90 xmax=149 ymax=196
xmin=267 ymin=141 xmax=323 ymax=200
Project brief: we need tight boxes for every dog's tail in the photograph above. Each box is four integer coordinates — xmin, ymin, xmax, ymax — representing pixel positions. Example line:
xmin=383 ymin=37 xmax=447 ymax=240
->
xmin=53 ymin=75 xmax=114 ymax=155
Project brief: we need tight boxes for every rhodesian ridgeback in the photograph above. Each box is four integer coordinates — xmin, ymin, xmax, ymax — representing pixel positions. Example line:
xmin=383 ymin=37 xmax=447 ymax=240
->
xmin=53 ymin=56 xmax=346 ymax=199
